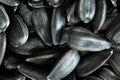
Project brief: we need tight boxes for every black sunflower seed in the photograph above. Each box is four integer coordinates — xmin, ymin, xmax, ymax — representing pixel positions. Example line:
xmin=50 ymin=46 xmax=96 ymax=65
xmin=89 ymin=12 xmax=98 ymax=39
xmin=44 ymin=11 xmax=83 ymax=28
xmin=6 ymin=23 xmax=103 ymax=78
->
xmin=18 ymin=63 xmax=48 ymax=80
xmin=67 ymin=27 xmax=111 ymax=51
xmin=51 ymin=7 xmax=66 ymax=45
xmin=106 ymin=14 xmax=120 ymax=44
xmin=97 ymin=67 xmax=120 ymax=80
xmin=47 ymin=50 xmax=80 ymax=80
xmin=91 ymin=0 xmax=107 ymax=33
xmin=9 ymin=35 xmax=46 ymax=55
xmin=66 ymin=1 xmax=80 ymax=26
xmin=3 ymin=52 xmax=26 ymax=70
xmin=17 ymin=3 xmax=33 ymax=33
xmin=26 ymin=49 xmax=62 ymax=65
xmin=76 ymin=50 xmax=113 ymax=77
xmin=0 ymin=4 xmax=10 ymax=33
xmin=109 ymin=49 xmax=120 ymax=77
xmin=7 ymin=14 xmax=29 ymax=47
xmin=0 ymin=32 xmax=6 ymax=66
xmin=32 ymin=8 xmax=52 ymax=46
xmin=76 ymin=0 xmax=96 ymax=23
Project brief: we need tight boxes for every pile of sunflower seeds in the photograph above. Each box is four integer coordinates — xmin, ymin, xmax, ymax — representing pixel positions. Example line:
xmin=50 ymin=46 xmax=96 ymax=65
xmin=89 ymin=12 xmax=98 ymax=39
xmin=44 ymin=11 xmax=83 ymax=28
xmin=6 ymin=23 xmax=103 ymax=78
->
xmin=0 ymin=0 xmax=120 ymax=80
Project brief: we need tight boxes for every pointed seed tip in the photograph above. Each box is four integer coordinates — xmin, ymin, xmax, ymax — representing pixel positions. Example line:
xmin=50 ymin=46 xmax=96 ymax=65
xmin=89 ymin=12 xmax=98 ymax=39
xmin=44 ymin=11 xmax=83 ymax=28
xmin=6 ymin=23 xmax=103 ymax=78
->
xmin=17 ymin=65 xmax=21 ymax=69
xmin=26 ymin=58 xmax=30 ymax=62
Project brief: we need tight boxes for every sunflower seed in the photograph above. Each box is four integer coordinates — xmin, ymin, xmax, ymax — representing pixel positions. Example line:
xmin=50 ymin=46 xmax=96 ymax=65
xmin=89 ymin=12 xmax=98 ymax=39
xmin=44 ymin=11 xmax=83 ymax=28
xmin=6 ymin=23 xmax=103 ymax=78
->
xmin=0 ymin=32 xmax=6 ymax=66
xmin=66 ymin=1 xmax=80 ymax=25
xmin=26 ymin=50 xmax=62 ymax=65
xmin=67 ymin=27 xmax=111 ymax=51
xmin=101 ymin=13 xmax=118 ymax=30
xmin=17 ymin=3 xmax=33 ymax=32
xmin=0 ymin=4 xmax=10 ymax=33
xmin=8 ymin=35 xmax=46 ymax=55
xmin=18 ymin=63 xmax=48 ymax=80
xmin=3 ymin=52 xmax=26 ymax=70
xmin=9 ymin=46 xmax=32 ymax=55
xmin=7 ymin=14 xmax=29 ymax=47
xmin=76 ymin=50 xmax=113 ymax=77
xmin=14 ymin=36 xmax=46 ymax=51
xmin=47 ymin=50 xmax=80 ymax=80
xmin=91 ymin=0 xmax=107 ymax=33
xmin=97 ymin=68 xmax=120 ymax=80
xmin=106 ymin=14 xmax=120 ymax=44
xmin=109 ymin=49 xmax=120 ymax=77
xmin=51 ymin=8 xmax=66 ymax=45
xmin=32 ymin=8 xmax=52 ymax=46
xmin=76 ymin=0 xmax=96 ymax=23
